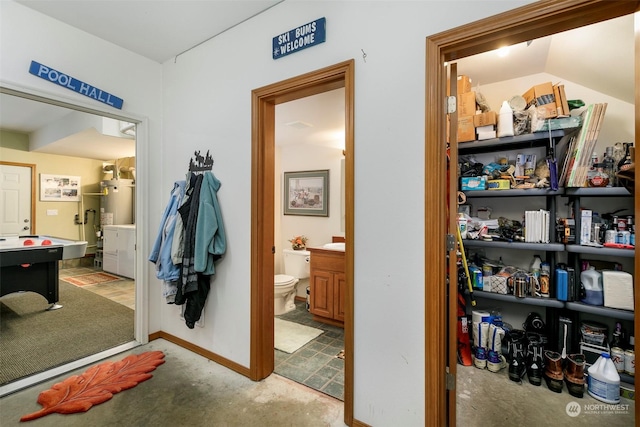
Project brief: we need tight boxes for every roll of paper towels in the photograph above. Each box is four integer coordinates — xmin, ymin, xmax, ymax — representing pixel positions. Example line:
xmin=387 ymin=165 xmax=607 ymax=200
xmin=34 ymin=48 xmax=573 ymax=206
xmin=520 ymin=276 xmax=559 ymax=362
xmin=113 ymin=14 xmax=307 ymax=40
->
xmin=472 ymin=310 xmax=491 ymax=325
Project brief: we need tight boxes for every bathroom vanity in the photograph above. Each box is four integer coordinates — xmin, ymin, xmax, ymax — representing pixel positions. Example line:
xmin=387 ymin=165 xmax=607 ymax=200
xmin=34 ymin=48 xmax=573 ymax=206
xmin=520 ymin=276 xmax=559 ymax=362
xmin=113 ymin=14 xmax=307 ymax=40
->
xmin=308 ymin=245 xmax=345 ymax=327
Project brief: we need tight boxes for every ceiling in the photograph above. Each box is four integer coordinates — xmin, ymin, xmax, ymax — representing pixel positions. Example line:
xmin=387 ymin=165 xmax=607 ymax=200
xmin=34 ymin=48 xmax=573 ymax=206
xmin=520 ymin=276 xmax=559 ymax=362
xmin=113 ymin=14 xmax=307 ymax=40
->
xmin=0 ymin=3 xmax=634 ymax=161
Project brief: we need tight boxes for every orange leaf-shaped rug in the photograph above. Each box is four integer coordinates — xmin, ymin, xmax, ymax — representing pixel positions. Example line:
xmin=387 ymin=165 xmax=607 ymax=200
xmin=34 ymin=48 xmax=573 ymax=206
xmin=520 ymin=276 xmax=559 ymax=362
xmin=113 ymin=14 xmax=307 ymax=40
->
xmin=21 ymin=351 xmax=165 ymax=422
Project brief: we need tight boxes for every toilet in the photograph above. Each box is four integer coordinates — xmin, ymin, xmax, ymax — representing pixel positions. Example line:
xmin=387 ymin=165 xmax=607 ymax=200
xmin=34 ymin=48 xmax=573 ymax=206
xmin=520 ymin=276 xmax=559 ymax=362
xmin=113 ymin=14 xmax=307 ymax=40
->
xmin=274 ymin=248 xmax=310 ymax=315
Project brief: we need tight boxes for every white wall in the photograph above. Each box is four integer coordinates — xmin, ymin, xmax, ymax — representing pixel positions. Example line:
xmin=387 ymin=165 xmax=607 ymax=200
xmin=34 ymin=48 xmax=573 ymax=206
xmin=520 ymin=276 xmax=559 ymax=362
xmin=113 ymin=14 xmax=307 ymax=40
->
xmin=159 ymin=1 xmax=533 ymax=425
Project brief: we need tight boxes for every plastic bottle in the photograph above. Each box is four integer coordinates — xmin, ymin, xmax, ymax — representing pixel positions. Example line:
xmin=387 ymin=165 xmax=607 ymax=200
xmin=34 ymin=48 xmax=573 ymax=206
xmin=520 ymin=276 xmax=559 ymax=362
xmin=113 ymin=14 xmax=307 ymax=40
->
xmin=602 ymin=146 xmax=616 ymax=187
xmin=497 ymin=101 xmax=514 ymax=137
xmin=580 ymin=267 xmax=603 ymax=306
xmin=587 ymin=353 xmax=621 ymax=404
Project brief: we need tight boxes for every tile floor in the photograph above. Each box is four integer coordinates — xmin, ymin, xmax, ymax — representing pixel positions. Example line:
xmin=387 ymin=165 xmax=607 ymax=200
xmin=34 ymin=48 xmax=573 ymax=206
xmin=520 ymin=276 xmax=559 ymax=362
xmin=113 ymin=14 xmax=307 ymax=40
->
xmin=59 ymin=264 xmax=135 ymax=310
xmin=274 ymin=300 xmax=345 ymax=401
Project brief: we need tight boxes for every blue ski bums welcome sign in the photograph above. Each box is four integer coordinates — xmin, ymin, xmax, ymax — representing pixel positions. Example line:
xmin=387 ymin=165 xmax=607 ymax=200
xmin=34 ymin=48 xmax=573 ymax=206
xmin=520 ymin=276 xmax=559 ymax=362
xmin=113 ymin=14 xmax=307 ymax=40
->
xmin=272 ymin=17 xmax=326 ymax=60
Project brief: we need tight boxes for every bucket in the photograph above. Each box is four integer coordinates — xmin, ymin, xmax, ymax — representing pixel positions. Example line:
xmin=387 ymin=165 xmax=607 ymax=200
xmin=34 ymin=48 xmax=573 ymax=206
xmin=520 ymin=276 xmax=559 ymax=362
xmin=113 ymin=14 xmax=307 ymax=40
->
xmin=587 ymin=353 xmax=620 ymax=404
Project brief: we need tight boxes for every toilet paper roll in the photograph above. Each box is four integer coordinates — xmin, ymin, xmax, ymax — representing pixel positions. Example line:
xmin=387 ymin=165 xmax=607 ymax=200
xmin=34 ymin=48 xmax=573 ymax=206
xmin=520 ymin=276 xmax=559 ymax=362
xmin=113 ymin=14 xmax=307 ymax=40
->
xmin=489 ymin=323 xmax=505 ymax=352
xmin=472 ymin=321 xmax=490 ymax=348
xmin=472 ymin=310 xmax=490 ymax=325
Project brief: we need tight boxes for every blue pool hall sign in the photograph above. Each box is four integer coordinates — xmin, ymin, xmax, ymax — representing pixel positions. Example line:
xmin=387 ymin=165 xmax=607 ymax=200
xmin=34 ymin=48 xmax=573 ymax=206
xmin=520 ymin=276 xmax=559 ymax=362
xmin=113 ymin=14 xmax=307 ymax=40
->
xmin=29 ymin=61 xmax=124 ymax=109
xmin=273 ymin=17 xmax=326 ymax=60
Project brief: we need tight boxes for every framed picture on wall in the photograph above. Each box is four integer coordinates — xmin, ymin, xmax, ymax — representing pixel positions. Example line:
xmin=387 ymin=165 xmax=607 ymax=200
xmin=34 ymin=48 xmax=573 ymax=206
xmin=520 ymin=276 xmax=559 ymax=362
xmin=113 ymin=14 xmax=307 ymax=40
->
xmin=40 ymin=174 xmax=81 ymax=202
xmin=283 ymin=170 xmax=329 ymax=216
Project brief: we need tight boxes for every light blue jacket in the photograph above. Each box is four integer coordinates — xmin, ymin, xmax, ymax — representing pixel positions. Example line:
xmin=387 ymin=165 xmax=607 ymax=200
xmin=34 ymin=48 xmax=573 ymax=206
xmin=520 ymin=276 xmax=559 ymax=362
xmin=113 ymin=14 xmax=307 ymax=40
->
xmin=194 ymin=171 xmax=226 ymax=274
xmin=149 ymin=180 xmax=186 ymax=289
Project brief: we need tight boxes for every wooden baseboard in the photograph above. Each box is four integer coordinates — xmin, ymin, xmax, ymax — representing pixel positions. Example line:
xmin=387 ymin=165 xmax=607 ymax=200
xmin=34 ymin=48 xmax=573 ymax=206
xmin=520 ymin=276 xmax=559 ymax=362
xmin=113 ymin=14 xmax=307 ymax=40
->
xmin=149 ymin=331 xmax=251 ymax=377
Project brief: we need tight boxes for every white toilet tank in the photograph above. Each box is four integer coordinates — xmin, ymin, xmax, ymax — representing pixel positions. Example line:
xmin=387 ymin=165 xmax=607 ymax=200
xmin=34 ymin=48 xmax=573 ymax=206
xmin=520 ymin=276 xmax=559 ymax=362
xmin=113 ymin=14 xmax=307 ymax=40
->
xmin=283 ymin=249 xmax=310 ymax=279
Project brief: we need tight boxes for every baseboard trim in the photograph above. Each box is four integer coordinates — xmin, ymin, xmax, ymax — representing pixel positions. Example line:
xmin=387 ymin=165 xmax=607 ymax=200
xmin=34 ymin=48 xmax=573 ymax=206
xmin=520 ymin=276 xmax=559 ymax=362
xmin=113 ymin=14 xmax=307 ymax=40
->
xmin=149 ymin=331 xmax=251 ymax=378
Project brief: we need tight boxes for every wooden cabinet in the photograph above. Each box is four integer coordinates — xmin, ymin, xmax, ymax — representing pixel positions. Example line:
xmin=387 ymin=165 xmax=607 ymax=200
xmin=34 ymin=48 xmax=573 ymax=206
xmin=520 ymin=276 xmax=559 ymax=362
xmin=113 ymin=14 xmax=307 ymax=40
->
xmin=308 ymin=248 xmax=345 ymax=326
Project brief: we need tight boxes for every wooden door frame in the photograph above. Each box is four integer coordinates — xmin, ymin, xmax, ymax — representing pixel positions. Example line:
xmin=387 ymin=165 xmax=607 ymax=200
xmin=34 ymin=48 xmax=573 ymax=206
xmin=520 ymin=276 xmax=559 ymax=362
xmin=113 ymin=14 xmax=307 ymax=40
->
xmin=0 ymin=161 xmax=37 ymax=234
xmin=250 ymin=60 xmax=355 ymax=426
xmin=425 ymin=1 xmax=640 ymax=424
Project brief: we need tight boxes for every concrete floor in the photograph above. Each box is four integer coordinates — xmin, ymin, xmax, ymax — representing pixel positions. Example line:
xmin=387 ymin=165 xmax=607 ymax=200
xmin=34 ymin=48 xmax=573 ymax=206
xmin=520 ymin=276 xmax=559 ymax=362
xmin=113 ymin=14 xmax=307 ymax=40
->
xmin=457 ymin=365 xmax=635 ymax=426
xmin=0 ymin=339 xmax=346 ymax=427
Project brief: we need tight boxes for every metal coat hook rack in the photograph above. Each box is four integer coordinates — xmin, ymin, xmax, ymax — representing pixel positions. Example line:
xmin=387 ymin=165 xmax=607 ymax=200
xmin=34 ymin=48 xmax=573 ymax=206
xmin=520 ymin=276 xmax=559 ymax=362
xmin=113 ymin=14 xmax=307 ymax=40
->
xmin=189 ymin=150 xmax=214 ymax=173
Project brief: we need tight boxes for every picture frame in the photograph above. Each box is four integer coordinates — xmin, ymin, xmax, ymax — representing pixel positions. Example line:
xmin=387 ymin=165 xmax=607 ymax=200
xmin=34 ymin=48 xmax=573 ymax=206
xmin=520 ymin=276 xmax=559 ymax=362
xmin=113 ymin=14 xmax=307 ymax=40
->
xmin=283 ymin=170 xmax=329 ymax=216
xmin=40 ymin=174 xmax=81 ymax=202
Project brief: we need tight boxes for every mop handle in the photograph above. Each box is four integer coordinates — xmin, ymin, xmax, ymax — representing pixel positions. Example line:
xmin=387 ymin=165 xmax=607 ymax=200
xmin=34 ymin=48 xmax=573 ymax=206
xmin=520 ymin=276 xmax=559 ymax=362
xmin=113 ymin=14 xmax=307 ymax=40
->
xmin=457 ymin=226 xmax=476 ymax=306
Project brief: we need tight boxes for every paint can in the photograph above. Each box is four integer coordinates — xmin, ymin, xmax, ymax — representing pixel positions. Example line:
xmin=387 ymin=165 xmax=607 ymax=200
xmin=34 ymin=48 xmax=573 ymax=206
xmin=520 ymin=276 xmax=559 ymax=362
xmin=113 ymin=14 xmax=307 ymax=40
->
xmin=611 ymin=347 xmax=625 ymax=372
xmin=624 ymin=349 xmax=635 ymax=376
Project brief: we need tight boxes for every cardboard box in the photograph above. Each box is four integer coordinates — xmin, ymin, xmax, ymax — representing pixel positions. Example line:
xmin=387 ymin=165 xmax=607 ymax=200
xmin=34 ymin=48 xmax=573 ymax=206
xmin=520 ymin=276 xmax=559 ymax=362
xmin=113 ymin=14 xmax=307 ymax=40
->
xmin=447 ymin=75 xmax=472 ymax=95
xmin=473 ymin=111 xmax=497 ymax=127
xmin=523 ymin=82 xmax=555 ymax=107
xmin=487 ymin=179 xmax=510 ymax=190
xmin=457 ymin=115 xmax=475 ymax=142
xmin=523 ymin=82 xmax=558 ymax=119
xmin=458 ymin=91 xmax=477 ymax=117
xmin=460 ymin=176 xmax=487 ymax=191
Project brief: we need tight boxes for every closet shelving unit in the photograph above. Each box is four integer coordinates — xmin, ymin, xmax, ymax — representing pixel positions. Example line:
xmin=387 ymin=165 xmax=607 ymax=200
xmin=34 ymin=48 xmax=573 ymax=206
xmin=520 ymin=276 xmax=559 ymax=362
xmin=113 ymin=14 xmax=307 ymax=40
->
xmin=458 ymin=128 xmax=635 ymax=385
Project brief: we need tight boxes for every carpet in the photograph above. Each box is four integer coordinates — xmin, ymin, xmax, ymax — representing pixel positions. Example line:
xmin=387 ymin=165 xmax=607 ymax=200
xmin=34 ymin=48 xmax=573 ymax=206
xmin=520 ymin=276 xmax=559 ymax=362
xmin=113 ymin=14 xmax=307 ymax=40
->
xmin=62 ymin=272 xmax=122 ymax=287
xmin=0 ymin=281 xmax=134 ymax=386
xmin=20 ymin=351 xmax=165 ymax=421
xmin=274 ymin=318 xmax=323 ymax=353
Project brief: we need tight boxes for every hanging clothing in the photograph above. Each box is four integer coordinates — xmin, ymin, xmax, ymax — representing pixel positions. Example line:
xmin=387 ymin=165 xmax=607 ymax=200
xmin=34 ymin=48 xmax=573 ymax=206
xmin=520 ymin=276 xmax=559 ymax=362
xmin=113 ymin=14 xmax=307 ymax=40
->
xmin=148 ymin=180 xmax=186 ymax=302
xmin=194 ymin=171 xmax=227 ymax=274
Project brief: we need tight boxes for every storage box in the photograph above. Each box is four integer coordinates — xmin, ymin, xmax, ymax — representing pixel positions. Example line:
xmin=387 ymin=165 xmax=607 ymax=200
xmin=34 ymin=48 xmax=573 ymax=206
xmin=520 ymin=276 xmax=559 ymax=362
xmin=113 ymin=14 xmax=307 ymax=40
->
xmin=523 ymin=82 xmax=558 ymax=119
xmin=460 ymin=176 xmax=487 ymax=191
xmin=458 ymin=91 xmax=477 ymax=117
xmin=489 ymin=274 xmax=508 ymax=294
xmin=487 ymin=179 xmax=510 ymax=190
xmin=473 ymin=111 xmax=497 ymax=127
xmin=457 ymin=115 xmax=475 ymax=142
xmin=447 ymin=75 xmax=472 ymax=95
xmin=602 ymin=270 xmax=634 ymax=311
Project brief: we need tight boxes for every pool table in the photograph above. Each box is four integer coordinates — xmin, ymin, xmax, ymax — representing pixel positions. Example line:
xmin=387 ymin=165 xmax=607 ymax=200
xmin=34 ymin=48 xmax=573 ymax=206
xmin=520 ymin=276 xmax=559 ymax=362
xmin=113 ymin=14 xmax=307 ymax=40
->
xmin=0 ymin=235 xmax=88 ymax=310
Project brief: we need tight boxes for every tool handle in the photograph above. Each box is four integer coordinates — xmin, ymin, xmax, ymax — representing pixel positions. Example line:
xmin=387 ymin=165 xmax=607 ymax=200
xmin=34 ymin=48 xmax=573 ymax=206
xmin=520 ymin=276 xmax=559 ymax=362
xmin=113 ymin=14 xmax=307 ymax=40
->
xmin=456 ymin=226 xmax=476 ymax=306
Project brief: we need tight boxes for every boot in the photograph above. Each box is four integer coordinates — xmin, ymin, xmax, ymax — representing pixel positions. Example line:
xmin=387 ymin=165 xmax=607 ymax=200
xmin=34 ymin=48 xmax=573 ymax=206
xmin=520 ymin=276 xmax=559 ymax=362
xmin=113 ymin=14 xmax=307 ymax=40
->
xmin=543 ymin=350 xmax=564 ymax=393
xmin=564 ymin=353 xmax=586 ymax=398
xmin=508 ymin=329 xmax=527 ymax=382
xmin=526 ymin=332 xmax=544 ymax=386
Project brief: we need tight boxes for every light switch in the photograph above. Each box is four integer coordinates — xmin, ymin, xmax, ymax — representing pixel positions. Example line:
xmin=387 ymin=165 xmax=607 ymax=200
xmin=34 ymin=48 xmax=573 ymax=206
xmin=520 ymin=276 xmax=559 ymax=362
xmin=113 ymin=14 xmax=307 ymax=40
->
xmin=46 ymin=209 xmax=58 ymax=216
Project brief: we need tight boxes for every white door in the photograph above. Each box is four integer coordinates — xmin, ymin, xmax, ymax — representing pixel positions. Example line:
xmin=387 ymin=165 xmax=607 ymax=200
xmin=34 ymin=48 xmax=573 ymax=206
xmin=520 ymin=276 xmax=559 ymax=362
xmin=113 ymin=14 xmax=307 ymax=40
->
xmin=0 ymin=164 xmax=32 ymax=235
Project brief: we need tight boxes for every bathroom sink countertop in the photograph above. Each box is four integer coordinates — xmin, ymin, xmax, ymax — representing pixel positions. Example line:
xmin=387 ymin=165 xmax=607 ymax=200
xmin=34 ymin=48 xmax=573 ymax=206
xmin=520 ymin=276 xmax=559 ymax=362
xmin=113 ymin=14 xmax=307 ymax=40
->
xmin=309 ymin=242 xmax=345 ymax=251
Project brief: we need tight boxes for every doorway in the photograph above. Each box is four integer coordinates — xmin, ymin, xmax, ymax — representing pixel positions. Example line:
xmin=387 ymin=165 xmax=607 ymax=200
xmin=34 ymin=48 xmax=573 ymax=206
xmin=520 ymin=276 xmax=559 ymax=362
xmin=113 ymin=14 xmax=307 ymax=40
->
xmin=424 ymin=1 xmax=640 ymax=424
xmin=0 ymin=87 xmax=145 ymax=396
xmin=251 ymin=60 xmax=355 ymax=424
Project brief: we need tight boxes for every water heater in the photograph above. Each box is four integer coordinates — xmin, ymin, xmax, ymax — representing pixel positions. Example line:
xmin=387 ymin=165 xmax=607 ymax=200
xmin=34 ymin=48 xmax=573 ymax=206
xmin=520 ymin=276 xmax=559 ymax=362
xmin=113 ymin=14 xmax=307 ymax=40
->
xmin=100 ymin=179 xmax=135 ymax=225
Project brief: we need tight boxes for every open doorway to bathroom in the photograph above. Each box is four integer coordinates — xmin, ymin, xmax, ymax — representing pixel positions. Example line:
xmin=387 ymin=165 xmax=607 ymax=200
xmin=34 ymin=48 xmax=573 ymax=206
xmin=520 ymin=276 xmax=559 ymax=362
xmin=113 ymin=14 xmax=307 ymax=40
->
xmin=251 ymin=60 xmax=354 ymax=424
xmin=0 ymin=88 xmax=140 ymax=396
xmin=272 ymin=88 xmax=346 ymax=400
